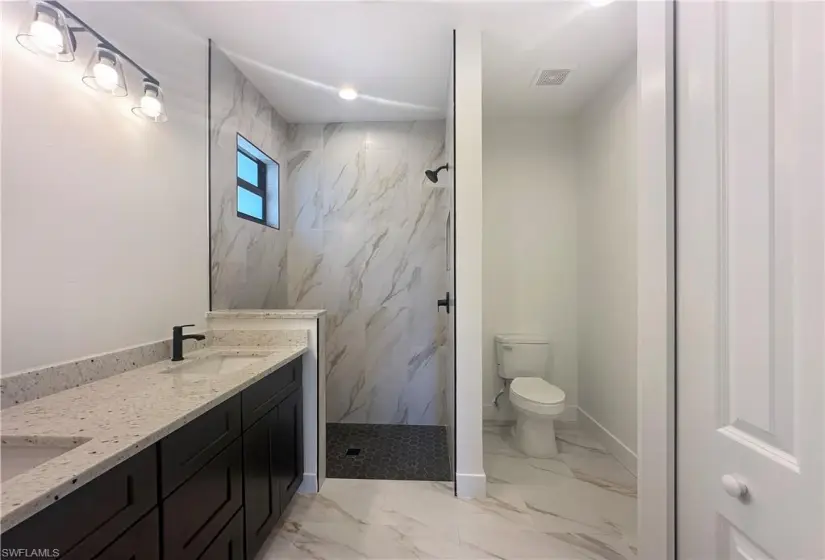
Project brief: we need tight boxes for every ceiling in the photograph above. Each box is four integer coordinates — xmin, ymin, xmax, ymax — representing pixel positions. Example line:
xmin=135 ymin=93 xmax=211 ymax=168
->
xmin=483 ymin=2 xmax=637 ymax=118
xmin=174 ymin=1 xmax=637 ymax=123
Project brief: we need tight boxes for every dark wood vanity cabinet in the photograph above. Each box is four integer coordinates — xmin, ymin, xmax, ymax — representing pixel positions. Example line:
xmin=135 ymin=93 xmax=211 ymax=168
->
xmin=162 ymin=439 xmax=244 ymax=559
xmin=197 ymin=508 xmax=245 ymax=560
xmin=70 ymin=510 xmax=161 ymax=560
xmin=276 ymin=387 xmax=304 ymax=510
xmin=1 ymin=446 xmax=159 ymax=559
xmin=242 ymin=360 xmax=303 ymax=559
xmin=159 ymin=395 xmax=242 ymax=498
xmin=2 ymin=357 xmax=303 ymax=560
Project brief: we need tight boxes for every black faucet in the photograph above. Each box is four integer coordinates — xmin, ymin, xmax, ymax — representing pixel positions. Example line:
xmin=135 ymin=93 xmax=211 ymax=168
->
xmin=171 ymin=324 xmax=206 ymax=362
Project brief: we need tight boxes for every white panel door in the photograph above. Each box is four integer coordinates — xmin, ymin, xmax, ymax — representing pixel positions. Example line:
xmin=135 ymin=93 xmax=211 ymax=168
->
xmin=677 ymin=2 xmax=825 ymax=559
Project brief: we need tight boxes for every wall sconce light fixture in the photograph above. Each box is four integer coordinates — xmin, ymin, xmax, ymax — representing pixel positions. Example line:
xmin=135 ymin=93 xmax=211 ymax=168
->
xmin=82 ymin=44 xmax=128 ymax=97
xmin=16 ymin=2 xmax=76 ymax=61
xmin=16 ymin=1 xmax=167 ymax=122
xmin=133 ymin=80 xmax=168 ymax=123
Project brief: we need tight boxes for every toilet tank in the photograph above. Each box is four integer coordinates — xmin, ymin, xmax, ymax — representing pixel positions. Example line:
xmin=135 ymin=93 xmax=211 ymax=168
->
xmin=494 ymin=334 xmax=550 ymax=380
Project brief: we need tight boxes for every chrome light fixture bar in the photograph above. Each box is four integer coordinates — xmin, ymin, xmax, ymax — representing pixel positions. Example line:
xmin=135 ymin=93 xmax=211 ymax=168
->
xmin=16 ymin=0 xmax=167 ymax=122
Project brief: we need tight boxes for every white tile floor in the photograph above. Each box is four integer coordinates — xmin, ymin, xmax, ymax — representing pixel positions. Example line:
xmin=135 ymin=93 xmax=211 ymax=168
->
xmin=258 ymin=422 xmax=637 ymax=559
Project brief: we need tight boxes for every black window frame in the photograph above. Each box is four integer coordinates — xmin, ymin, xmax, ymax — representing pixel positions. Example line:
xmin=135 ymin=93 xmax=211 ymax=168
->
xmin=236 ymin=134 xmax=278 ymax=228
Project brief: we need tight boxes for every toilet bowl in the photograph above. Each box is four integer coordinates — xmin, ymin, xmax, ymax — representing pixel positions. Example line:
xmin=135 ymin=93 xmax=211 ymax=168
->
xmin=509 ymin=377 xmax=566 ymax=458
xmin=495 ymin=334 xmax=566 ymax=458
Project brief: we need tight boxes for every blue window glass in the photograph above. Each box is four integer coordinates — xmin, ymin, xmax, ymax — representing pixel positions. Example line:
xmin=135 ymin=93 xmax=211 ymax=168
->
xmin=236 ymin=135 xmax=279 ymax=228
xmin=237 ymin=151 xmax=259 ymax=187
xmin=237 ymin=187 xmax=263 ymax=220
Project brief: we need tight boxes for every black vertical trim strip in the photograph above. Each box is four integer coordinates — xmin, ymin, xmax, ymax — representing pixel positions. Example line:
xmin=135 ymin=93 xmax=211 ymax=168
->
xmin=671 ymin=1 xmax=679 ymax=556
xmin=451 ymin=28 xmax=458 ymax=497
xmin=207 ymin=39 xmax=213 ymax=312
xmin=316 ymin=317 xmax=321 ymax=492
xmin=155 ymin=443 xmax=164 ymax=559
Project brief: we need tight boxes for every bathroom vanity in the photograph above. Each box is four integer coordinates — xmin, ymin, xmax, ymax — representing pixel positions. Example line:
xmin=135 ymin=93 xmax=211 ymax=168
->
xmin=0 ymin=344 xmax=308 ymax=559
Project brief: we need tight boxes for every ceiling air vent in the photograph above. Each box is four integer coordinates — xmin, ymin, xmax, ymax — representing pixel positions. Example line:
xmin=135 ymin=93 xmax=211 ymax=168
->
xmin=534 ymin=69 xmax=571 ymax=86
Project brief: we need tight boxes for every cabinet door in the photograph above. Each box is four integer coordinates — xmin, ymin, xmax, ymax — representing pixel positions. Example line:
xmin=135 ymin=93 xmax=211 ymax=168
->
xmin=242 ymin=359 xmax=300 ymax=429
xmin=162 ymin=439 xmax=243 ymax=560
xmin=85 ymin=510 xmax=160 ymax=560
xmin=198 ymin=509 xmax=244 ymax=560
xmin=276 ymin=388 xmax=303 ymax=510
xmin=2 ymin=446 xmax=158 ymax=558
xmin=243 ymin=406 xmax=280 ymax=559
xmin=159 ymin=395 xmax=241 ymax=497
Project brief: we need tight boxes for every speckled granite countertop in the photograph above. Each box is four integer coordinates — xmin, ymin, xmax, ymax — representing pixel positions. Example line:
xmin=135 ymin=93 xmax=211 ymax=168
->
xmin=0 ymin=344 xmax=307 ymax=532
xmin=206 ymin=309 xmax=326 ymax=319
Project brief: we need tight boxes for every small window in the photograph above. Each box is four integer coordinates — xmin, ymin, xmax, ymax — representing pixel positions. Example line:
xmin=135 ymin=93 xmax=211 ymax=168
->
xmin=236 ymin=134 xmax=279 ymax=228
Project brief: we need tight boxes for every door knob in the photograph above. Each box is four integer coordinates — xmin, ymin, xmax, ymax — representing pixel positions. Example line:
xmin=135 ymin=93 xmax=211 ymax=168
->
xmin=721 ymin=474 xmax=749 ymax=499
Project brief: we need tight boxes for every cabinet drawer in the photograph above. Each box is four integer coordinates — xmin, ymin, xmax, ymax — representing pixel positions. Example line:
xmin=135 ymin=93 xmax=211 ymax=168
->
xmin=242 ymin=358 xmax=301 ymax=429
xmin=162 ymin=439 xmax=243 ymax=560
xmin=198 ymin=508 xmax=244 ymax=560
xmin=159 ymin=395 xmax=241 ymax=497
xmin=1 ymin=446 xmax=157 ymax=557
xmin=63 ymin=509 xmax=160 ymax=560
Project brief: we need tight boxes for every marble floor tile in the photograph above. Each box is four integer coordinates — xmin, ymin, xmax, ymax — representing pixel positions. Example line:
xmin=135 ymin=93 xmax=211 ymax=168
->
xmin=519 ymin=476 xmax=637 ymax=537
xmin=257 ymin=421 xmax=639 ymax=560
xmin=283 ymin=482 xmax=384 ymax=525
xmin=558 ymin=447 xmax=637 ymax=498
xmin=482 ymin=424 xmax=527 ymax=459
xmin=457 ymin=525 xmax=620 ymax=560
xmin=554 ymin=425 xmax=608 ymax=453
xmin=484 ymin=452 xmax=575 ymax=485
xmin=287 ymin=522 xmax=460 ymax=559
xmin=548 ymin=533 xmax=638 ymax=560
xmin=482 ymin=422 xmax=638 ymax=546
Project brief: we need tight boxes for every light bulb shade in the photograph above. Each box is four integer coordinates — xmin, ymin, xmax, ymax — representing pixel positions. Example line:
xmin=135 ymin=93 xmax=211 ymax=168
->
xmin=82 ymin=45 xmax=127 ymax=97
xmin=132 ymin=81 xmax=168 ymax=123
xmin=16 ymin=2 xmax=76 ymax=61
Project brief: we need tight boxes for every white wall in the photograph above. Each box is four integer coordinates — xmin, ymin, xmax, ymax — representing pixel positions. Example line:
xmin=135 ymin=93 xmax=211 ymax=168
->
xmin=482 ymin=118 xmax=579 ymax=423
xmin=1 ymin=2 xmax=208 ymax=374
xmin=636 ymin=2 xmax=675 ymax=556
xmin=454 ymin=26 xmax=485 ymax=498
xmin=576 ymin=60 xmax=639 ymax=469
xmin=479 ymin=62 xmax=638 ymax=471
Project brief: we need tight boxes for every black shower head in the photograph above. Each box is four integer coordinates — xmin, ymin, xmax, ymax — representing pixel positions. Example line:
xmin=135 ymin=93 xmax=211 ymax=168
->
xmin=425 ymin=164 xmax=449 ymax=184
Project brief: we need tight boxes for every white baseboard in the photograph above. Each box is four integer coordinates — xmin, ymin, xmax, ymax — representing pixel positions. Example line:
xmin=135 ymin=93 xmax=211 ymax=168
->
xmin=578 ymin=408 xmax=637 ymax=476
xmin=298 ymin=473 xmax=318 ymax=494
xmin=455 ymin=472 xmax=487 ymax=499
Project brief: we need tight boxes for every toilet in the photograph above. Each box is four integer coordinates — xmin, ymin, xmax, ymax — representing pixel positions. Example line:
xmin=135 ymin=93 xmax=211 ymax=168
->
xmin=495 ymin=334 xmax=566 ymax=458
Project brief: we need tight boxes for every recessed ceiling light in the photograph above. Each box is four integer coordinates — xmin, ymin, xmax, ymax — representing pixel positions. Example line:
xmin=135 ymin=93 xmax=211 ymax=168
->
xmin=339 ymin=87 xmax=358 ymax=101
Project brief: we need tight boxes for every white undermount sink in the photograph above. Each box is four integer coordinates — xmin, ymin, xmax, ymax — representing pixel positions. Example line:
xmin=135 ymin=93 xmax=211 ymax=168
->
xmin=1 ymin=436 xmax=91 ymax=482
xmin=159 ymin=351 xmax=270 ymax=375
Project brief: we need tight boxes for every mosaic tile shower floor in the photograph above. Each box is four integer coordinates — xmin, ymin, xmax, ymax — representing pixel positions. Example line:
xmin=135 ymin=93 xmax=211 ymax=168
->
xmin=326 ymin=423 xmax=452 ymax=482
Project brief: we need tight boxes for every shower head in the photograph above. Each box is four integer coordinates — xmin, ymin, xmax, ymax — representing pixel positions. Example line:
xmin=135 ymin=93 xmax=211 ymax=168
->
xmin=425 ymin=164 xmax=450 ymax=184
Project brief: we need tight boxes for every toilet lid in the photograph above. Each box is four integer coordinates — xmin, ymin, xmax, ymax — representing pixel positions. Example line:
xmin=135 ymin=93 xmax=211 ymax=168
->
xmin=510 ymin=378 xmax=565 ymax=405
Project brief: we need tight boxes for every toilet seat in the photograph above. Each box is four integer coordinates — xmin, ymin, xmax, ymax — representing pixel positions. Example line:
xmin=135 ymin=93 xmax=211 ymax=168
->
xmin=509 ymin=378 xmax=565 ymax=416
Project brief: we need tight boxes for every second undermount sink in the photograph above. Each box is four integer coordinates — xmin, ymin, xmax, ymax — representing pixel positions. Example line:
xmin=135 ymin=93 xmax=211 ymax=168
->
xmin=159 ymin=351 xmax=270 ymax=375
xmin=1 ymin=436 xmax=91 ymax=482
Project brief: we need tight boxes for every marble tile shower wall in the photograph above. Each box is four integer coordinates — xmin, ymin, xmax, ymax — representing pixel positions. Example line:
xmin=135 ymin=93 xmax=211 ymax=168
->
xmin=210 ymin=46 xmax=290 ymax=310
xmin=286 ymin=122 xmax=448 ymax=425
